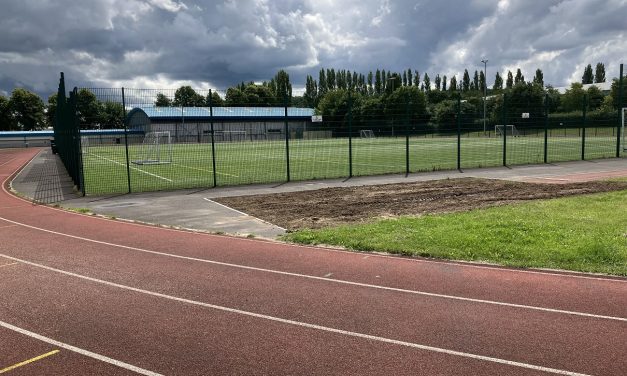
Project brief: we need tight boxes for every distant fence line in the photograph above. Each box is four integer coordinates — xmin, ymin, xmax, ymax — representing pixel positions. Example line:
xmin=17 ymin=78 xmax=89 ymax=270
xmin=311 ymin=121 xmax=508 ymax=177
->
xmin=52 ymin=71 xmax=625 ymax=195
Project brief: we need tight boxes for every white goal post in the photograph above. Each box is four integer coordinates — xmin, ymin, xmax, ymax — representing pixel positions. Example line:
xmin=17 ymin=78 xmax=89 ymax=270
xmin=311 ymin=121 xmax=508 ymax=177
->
xmin=359 ymin=129 xmax=375 ymax=138
xmin=132 ymin=131 xmax=173 ymax=165
xmin=622 ymin=107 xmax=626 ymax=151
xmin=495 ymin=124 xmax=520 ymax=137
xmin=81 ymin=136 xmax=89 ymax=154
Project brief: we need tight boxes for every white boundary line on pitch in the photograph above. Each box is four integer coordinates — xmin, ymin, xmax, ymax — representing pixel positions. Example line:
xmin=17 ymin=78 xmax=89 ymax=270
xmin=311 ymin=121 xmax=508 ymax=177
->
xmin=0 ymin=222 xmax=623 ymax=322
xmin=4 ymin=149 xmax=626 ymax=284
xmin=0 ymin=320 xmax=162 ymax=376
xmin=203 ymin=198 xmax=286 ymax=230
xmin=87 ymin=153 xmax=172 ymax=182
xmin=171 ymin=162 xmax=239 ymax=178
xmin=0 ymin=254 xmax=593 ymax=376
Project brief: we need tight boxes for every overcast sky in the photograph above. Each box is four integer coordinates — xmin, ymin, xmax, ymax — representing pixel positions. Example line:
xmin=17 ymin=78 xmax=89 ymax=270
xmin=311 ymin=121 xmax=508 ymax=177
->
xmin=1 ymin=0 xmax=625 ymax=97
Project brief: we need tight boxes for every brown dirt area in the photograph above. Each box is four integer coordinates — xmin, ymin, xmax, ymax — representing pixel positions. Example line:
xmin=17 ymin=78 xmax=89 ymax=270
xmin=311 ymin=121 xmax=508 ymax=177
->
xmin=215 ymin=178 xmax=627 ymax=230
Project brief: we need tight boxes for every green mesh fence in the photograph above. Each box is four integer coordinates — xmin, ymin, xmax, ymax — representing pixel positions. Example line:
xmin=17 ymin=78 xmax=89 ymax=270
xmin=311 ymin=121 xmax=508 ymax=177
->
xmin=51 ymin=67 xmax=625 ymax=196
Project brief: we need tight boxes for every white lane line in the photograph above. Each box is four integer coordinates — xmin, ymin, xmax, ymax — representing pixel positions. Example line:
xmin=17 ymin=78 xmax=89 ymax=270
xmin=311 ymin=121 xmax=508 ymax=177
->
xmin=203 ymin=198 xmax=286 ymax=230
xmin=0 ymin=262 xmax=18 ymax=268
xmin=0 ymin=255 xmax=593 ymax=376
xmin=0 ymin=320 xmax=162 ymax=376
xmin=3 ymin=154 xmax=626 ymax=284
xmin=0 ymin=225 xmax=18 ymax=229
xmin=0 ymin=219 xmax=624 ymax=323
xmin=0 ymin=158 xmax=17 ymax=168
xmin=87 ymin=153 xmax=172 ymax=182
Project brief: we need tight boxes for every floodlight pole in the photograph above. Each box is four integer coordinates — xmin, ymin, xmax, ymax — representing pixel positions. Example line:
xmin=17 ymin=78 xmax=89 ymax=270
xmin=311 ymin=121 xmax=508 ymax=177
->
xmin=481 ymin=59 xmax=488 ymax=135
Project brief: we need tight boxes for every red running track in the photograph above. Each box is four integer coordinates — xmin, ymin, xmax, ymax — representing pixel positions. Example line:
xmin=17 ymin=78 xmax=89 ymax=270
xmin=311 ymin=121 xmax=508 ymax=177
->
xmin=0 ymin=148 xmax=625 ymax=376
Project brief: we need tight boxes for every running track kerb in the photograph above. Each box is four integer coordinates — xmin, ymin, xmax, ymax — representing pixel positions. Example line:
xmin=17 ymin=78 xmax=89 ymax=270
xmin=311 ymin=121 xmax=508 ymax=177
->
xmin=0 ymin=148 xmax=625 ymax=375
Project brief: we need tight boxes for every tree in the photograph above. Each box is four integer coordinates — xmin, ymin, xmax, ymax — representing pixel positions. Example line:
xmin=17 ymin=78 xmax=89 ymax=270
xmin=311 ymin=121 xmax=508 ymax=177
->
xmin=560 ymin=83 xmax=586 ymax=112
xmin=407 ymin=69 xmax=413 ymax=87
xmin=594 ymin=62 xmax=606 ymax=83
xmin=434 ymin=74 xmax=441 ymax=91
xmin=0 ymin=95 xmax=16 ymax=131
xmin=442 ymin=75 xmax=447 ymax=91
xmin=99 ymin=101 xmax=124 ymax=129
xmin=155 ymin=93 xmax=172 ymax=107
xmin=402 ymin=71 xmax=408 ymax=86
xmin=479 ymin=71 xmax=486 ymax=93
xmin=316 ymin=89 xmax=352 ymax=130
xmin=449 ymin=76 xmax=457 ymax=92
xmin=374 ymin=69 xmax=382 ymax=95
xmin=304 ymin=75 xmax=318 ymax=107
xmin=225 ymin=87 xmax=246 ymax=106
xmin=271 ymin=70 xmax=292 ymax=104
xmin=423 ymin=73 xmax=431 ymax=92
xmin=493 ymin=72 xmax=503 ymax=91
xmin=532 ymin=69 xmax=544 ymax=87
xmin=432 ymin=99 xmax=475 ymax=132
xmin=473 ymin=70 xmax=479 ymax=92
xmin=367 ymin=71 xmax=374 ymax=95
xmin=462 ymin=69 xmax=470 ymax=92
xmin=9 ymin=88 xmax=45 ymax=131
xmin=46 ymin=93 xmax=57 ymax=128
xmin=545 ymin=86 xmax=561 ymax=113
xmin=384 ymin=86 xmax=427 ymax=122
xmin=173 ymin=86 xmax=205 ymax=107
xmin=206 ymin=91 xmax=224 ymax=107
xmin=586 ymin=85 xmax=604 ymax=111
xmin=506 ymin=70 xmax=514 ymax=89
xmin=76 ymin=89 xmax=101 ymax=128
xmin=582 ymin=64 xmax=594 ymax=84
xmin=413 ymin=70 xmax=420 ymax=86
xmin=514 ymin=68 xmax=524 ymax=85
xmin=318 ymin=69 xmax=328 ymax=96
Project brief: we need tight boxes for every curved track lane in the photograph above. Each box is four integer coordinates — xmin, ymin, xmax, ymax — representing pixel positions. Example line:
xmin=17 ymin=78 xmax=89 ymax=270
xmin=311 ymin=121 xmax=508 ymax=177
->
xmin=0 ymin=148 xmax=626 ymax=375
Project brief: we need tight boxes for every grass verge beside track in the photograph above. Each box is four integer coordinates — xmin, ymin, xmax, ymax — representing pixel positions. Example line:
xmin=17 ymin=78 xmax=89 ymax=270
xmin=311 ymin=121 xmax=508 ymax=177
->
xmin=282 ymin=189 xmax=627 ymax=276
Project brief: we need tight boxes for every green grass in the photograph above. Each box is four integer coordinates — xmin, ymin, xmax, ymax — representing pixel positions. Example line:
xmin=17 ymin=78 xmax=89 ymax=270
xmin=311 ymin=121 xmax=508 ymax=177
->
xmin=82 ymin=130 xmax=622 ymax=195
xmin=282 ymin=190 xmax=627 ymax=276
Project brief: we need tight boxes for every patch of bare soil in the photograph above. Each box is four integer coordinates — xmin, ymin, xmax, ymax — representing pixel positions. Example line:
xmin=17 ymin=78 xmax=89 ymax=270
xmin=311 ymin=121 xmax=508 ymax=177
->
xmin=215 ymin=178 xmax=627 ymax=230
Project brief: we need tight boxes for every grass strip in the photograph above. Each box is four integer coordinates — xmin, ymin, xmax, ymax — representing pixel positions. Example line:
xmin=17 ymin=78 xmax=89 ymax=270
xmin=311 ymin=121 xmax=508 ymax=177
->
xmin=282 ymin=190 xmax=627 ymax=276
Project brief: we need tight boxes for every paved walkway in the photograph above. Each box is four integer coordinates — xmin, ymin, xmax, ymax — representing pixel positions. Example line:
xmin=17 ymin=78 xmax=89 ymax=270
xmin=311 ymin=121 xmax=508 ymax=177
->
xmin=10 ymin=148 xmax=627 ymax=238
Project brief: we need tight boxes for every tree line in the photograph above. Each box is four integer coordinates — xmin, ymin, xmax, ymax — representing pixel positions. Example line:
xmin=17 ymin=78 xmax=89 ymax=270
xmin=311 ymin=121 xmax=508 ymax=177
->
xmin=0 ymin=62 xmax=623 ymax=132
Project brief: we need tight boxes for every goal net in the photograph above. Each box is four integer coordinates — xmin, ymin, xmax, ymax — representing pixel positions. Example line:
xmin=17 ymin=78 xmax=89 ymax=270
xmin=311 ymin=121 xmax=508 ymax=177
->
xmin=495 ymin=124 xmax=519 ymax=137
xmin=360 ymin=129 xmax=375 ymax=138
xmin=81 ymin=136 xmax=89 ymax=154
xmin=132 ymin=131 xmax=172 ymax=165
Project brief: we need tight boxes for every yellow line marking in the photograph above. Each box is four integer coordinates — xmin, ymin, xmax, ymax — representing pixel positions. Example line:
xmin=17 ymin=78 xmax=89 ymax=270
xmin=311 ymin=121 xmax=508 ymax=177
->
xmin=0 ymin=350 xmax=60 ymax=373
xmin=0 ymin=262 xmax=18 ymax=269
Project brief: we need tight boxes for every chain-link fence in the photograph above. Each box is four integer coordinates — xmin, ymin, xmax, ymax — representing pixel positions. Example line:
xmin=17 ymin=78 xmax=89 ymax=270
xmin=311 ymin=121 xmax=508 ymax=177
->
xmin=53 ymin=67 xmax=626 ymax=196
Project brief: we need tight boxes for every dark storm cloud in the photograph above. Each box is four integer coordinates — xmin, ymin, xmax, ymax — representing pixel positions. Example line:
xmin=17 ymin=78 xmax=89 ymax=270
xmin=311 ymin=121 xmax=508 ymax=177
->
xmin=0 ymin=0 xmax=625 ymax=97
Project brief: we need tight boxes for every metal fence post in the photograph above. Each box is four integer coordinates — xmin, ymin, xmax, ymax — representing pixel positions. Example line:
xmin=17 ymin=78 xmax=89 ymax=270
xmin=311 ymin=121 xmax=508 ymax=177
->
xmin=617 ymin=63 xmax=624 ymax=157
xmin=502 ymin=93 xmax=507 ymax=166
xmin=405 ymin=94 xmax=410 ymax=175
xmin=122 ymin=87 xmax=131 ymax=193
xmin=284 ymin=95 xmax=290 ymax=182
xmin=544 ymin=94 xmax=549 ymax=163
xmin=456 ymin=94 xmax=461 ymax=171
xmin=348 ymin=93 xmax=353 ymax=178
xmin=581 ymin=93 xmax=587 ymax=160
xmin=209 ymin=90 xmax=217 ymax=187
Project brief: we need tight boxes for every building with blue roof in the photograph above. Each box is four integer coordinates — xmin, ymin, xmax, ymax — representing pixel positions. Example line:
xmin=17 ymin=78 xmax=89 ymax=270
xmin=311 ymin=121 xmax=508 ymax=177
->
xmin=126 ymin=106 xmax=320 ymax=143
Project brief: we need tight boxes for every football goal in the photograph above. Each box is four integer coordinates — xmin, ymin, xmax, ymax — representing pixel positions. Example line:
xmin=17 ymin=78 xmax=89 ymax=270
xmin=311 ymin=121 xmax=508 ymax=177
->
xmin=360 ymin=129 xmax=375 ymax=138
xmin=495 ymin=124 xmax=520 ymax=137
xmin=81 ymin=136 xmax=89 ymax=154
xmin=132 ymin=131 xmax=172 ymax=165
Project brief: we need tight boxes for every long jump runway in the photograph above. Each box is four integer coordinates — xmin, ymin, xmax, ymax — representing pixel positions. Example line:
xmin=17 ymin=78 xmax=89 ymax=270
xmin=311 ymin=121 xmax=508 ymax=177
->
xmin=0 ymin=149 xmax=625 ymax=375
